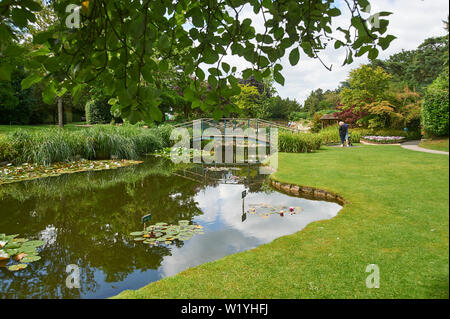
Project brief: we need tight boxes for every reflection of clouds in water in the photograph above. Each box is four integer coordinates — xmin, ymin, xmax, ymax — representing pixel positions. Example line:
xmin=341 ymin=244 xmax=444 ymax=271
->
xmin=195 ymin=184 xmax=341 ymax=242
xmin=160 ymin=183 xmax=342 ymax=277
xmin=159 ymin=228 xmax=259 ymax=277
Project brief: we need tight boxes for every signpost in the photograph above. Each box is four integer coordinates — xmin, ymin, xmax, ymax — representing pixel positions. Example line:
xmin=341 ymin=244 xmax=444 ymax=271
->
xmin=241 ymin=189 xmax=247 ymax=222
xmin=142 ymin=214 xmax=151 ymax=230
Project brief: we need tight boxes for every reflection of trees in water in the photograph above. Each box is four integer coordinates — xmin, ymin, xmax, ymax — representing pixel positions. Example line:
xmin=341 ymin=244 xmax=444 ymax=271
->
xmin=0 ymin=158 xmax=205 ymax=298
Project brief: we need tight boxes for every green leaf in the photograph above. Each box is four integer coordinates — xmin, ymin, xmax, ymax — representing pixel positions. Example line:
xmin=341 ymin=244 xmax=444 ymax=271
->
xmin=221 ymin=62 xmax=230 ymax=73
xmin=328 ymin=7 xmax=341 ymax=17
xmin=208 ymin=75 xmax=217 ymax=88
xmin=149 ymin=104 xmax=163 ymax=122
xmin=203 ymin=47 xmax=219 ymax=64
xmin=378 ymin=35 xmax=396 ymax=50
xmin=273 ymin=70 xmax=285 ymax=85
xmin=21 ymin=73 xmax=42 ymax=89
xmin=11 ymin=8 xmax=28 ymax=28
xmin=242 ymin=68 xmax=253 ymax=80
xmin=22 ymin=0 xmax=42 ymax=12
xmin=42 ymin=83 xmax=57 ymax=104
xmin=368 ymin=48 xmax=379 ymax=60
xmin=355 ymin=45 xmax=371 ymax=57
xmin=289 ymin=48 xmax=300 ymax=66
xmin=195 ymin=67 xmax=205 ymax=81
xmin=300 ymin=41 xmax=313 ymax=57
xmin=334 ymin=40 xmax=343 ymax=49
xmin=183 ymin=87 xmax=195 ymax=101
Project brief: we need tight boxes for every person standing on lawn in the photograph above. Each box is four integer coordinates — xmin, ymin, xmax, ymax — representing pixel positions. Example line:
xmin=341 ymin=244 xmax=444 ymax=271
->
xmin=339 ymin=121 xmax=349 ymax=147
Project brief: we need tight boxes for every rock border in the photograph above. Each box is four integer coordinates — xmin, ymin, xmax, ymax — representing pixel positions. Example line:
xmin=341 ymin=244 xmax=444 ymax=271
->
xmin=269 ymin=179 xmax=345 ymax=205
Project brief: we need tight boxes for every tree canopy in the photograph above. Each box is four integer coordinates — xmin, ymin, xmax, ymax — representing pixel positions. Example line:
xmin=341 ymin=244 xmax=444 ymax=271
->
xmin=0 ymin=0 xmax=395 ymax=122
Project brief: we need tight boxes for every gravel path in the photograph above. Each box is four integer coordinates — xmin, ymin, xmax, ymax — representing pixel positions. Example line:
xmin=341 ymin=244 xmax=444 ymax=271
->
xmin=401 ymin=140 xmax=449 ymax=155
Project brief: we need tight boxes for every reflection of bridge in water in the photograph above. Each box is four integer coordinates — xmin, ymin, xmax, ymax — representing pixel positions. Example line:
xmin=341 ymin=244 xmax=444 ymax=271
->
xmin=173 ymin=118 xmax=295 ymax=164
xmin=173 ymin=163 xmax=266 ymax=187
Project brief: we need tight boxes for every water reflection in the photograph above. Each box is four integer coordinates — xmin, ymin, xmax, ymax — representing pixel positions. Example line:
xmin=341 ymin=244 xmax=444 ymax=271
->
xmin=0 ymin=157 xmax=341 ymax=299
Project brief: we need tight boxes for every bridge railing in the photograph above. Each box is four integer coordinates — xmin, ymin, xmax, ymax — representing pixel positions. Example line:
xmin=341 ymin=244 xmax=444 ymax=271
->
xmin=172 ymin=118 xmax=298 ymax=133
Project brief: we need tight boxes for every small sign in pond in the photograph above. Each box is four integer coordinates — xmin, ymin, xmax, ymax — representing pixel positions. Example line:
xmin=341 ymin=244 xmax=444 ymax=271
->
xmin=142 ymin=214 xmax=152 ymax=224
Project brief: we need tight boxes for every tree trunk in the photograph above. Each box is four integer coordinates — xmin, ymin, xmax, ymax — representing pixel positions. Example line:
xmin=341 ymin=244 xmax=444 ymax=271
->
xmin=58 ymin=97 xmax=64 ymax=128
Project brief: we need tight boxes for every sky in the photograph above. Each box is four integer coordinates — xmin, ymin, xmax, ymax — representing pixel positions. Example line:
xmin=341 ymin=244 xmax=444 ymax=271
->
xmin=214 ymin=0 xmax=450 ymax=104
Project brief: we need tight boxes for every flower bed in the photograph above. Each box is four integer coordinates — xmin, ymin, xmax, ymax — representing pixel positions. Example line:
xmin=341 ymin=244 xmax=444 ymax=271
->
xmin=361 ymin=136 xmax=406 ymax=144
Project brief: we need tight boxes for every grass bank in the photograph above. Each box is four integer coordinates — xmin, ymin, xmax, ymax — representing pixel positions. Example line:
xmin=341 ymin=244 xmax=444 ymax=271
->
xmin=114 ymin=145 xmax=449 ymax=299
xmin=419 ymin=138 xmax=449 ymax=152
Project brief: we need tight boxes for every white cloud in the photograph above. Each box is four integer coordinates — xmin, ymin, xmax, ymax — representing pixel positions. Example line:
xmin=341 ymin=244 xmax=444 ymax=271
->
xmin=209 ymin=0 xmax=449 ymax=104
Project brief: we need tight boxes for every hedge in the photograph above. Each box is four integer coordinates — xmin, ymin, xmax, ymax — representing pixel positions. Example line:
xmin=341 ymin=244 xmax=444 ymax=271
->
xmin=422 ymin=69 xmax=449 ymax=137
xmin=85 ymin=99 xmax=113 ymax=124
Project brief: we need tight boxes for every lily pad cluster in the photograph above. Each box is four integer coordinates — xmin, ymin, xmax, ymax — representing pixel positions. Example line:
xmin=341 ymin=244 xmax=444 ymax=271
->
xmin=130 ymin=220 xmax=204 ymax=246
xmin=153 ymin=147 xmax=214 ymax=161
xmin=0 ymin=160 xmax=142 ymax=185
xmin=0 ymin=233 xmax=44 ymax=272
xmin=248 ymin=203 xmax=303 ymax=218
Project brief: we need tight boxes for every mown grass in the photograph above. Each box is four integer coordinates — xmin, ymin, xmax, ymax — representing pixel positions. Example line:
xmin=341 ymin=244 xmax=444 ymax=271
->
xmin=0 ymin=122 xmax=86 ymax=135
xmin=114 ymin=145 xmax=449 ymax=299
xmin=419 ymin=138 xmax=449 ymax=152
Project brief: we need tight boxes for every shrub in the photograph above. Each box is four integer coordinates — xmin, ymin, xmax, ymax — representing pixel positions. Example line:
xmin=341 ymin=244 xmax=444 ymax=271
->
xmin=279 ymin=132 xmax=322 ymax=153
xmin=85 ymin=99 xmax=113 ymax=124
xmin=422 ymin=69 xmax=449 ymax=137
xmin=288 ymin=112 xmax=309 ymax=121
xmin=317 ymin=125 xmax=361 ymax=145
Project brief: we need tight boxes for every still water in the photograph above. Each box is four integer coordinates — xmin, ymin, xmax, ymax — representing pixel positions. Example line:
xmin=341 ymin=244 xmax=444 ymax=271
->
xmin=0 ymin=157 xmax=341 ymax=299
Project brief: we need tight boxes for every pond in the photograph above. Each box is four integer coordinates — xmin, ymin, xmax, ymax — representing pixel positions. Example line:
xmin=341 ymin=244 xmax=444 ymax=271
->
xmin=0 ymin=157 xmax=341 ymax=299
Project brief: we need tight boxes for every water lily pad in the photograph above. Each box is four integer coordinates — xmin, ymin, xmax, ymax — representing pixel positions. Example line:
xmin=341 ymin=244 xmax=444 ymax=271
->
xmin=21 ymin=255 xmax=41 ymax=263
xmin=22 ymin=240 xmax=45 ymax=247
xmin=130 ymin=231 xmax=145 ymax=236
xmin=5 ymin=248 xmax=19 ymax=256
xmin=8 ymin=264 xmax=27 ymax=271
xmin=155 ymin=222 xmax=168 ymax=226
xmin=133 ymin=237 xmax=145 ymax=241
xmin=4 ymin=242 xmax=21 ymax=250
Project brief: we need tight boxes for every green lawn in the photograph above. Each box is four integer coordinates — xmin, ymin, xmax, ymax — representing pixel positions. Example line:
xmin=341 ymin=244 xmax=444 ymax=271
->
xmin=419 ymin=138 xmax=449 ymax=152
xmin=114 ymin=145 xmax=449 ymax=299
xmin=0 ymin=122 xmax=86 ymax=135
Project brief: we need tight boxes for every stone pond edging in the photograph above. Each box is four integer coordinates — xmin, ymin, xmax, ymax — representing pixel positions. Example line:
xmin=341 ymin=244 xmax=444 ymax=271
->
xmin=269 ymin=178 xmax=346 ymax=205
